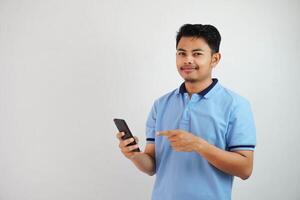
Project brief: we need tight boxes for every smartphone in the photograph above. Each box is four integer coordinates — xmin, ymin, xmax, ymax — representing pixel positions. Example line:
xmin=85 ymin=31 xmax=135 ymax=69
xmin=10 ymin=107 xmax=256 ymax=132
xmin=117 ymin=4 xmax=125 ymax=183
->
xmin=113 ymin=118 xmax=140 ymax=152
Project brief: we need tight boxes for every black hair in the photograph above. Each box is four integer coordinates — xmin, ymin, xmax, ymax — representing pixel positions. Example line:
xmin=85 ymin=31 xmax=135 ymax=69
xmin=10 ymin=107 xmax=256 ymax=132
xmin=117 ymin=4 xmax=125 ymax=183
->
xmin=176 ymin=24 xmax=221 ymax=53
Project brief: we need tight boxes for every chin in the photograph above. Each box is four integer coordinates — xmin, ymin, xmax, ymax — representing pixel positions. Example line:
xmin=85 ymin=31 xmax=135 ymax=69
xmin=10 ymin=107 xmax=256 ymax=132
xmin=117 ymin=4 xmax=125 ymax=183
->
xmin=184 ymin=79 xmax=199 ymax=83
xmin=179 ymin=72 xmax=200 ymax=83
xmin=182 ymin=77 xmax=199 ymax=83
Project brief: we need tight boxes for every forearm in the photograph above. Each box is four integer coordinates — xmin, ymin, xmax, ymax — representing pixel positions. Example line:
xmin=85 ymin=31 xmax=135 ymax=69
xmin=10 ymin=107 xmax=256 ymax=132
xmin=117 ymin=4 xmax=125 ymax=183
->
xmin=130 ymin=153 xmax=156 ymax=176
xmin=195 ymin=138 xmax=253 ymax=180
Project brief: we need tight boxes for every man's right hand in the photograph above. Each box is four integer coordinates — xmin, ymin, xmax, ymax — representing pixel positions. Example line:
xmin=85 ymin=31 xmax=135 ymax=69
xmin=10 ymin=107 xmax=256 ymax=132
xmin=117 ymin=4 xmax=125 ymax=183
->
xmin=116 ymin=132 xmax=142 ymax=159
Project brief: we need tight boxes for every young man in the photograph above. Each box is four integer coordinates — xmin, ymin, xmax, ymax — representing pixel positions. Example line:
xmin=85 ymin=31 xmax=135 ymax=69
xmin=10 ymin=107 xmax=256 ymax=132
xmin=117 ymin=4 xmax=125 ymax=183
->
xmin=116 ymin=24 xmax=256 ymax=200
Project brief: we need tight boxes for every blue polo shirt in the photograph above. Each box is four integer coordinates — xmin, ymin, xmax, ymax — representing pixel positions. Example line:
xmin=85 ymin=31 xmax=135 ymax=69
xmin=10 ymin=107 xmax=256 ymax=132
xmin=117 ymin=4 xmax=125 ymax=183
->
xmin=145 ymin=78 xmax=256 ymax=200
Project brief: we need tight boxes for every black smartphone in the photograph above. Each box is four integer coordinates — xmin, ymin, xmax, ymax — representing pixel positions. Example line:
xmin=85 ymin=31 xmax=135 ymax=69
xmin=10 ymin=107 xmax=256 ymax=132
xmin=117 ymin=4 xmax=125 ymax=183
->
xmin=113 ymin=118 xmax=140 ymax=152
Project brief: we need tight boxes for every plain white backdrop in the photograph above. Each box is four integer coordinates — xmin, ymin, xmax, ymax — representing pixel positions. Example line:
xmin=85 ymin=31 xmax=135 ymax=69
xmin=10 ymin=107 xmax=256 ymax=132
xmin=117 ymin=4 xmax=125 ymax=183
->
xmin=1 ymin=0 xmax=300 ymax=199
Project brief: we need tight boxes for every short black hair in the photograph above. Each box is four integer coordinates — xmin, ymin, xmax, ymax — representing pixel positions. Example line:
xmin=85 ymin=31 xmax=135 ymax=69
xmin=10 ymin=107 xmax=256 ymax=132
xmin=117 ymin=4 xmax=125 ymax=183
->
xmin=176 ymin=24 xmax=221 ymax=53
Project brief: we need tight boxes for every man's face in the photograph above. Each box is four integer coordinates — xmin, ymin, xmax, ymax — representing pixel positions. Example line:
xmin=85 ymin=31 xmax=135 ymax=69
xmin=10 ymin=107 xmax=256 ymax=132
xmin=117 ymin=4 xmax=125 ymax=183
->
xmin=176 ymin=37 xmax=219 ymax=83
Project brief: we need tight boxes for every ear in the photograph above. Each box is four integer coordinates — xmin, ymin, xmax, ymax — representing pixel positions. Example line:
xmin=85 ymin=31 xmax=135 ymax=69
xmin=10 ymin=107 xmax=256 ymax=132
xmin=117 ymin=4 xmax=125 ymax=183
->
xmin=211 ymin=53 xmax=221 ymax=68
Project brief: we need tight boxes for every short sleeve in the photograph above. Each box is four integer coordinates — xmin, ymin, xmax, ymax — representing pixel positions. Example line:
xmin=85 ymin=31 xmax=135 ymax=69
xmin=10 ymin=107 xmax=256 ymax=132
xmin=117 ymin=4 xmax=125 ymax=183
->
xmin=145 ymin=101 xmax=158 ymax=144
xmin=226 ymin=98 xmax=256 ymax=151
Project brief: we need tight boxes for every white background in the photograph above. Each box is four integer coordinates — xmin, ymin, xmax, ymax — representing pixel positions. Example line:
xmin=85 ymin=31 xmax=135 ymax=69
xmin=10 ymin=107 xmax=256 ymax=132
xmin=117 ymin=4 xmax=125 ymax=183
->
xmin=1 ymin=0 xmax=299 ymax=199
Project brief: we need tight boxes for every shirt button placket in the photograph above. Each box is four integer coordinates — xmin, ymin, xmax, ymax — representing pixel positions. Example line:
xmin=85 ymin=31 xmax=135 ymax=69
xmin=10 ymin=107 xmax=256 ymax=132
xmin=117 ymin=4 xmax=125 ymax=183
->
xmin=179 ymin=94 xmax=192 ymax=130
xmin=180 ymin=94 xmax=201 ymax=131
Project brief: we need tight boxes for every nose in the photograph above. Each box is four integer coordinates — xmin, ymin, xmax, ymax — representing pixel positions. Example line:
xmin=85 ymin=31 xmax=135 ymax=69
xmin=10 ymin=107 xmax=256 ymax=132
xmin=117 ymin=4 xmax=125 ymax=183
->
xmin=184 ymin=55 xmax=193 ymax=65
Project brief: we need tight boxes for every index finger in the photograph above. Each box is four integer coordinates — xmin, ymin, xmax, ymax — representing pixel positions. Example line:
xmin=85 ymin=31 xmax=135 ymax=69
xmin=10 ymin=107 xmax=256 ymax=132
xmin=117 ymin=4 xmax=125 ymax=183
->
xmin=157 ymin=130 xmax=178 ymax=137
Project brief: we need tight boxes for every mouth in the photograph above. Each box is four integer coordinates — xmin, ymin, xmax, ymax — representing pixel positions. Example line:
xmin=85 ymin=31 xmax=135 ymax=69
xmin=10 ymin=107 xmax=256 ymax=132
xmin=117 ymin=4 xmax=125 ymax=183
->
xmin=180 ymin=66 xmax=199 ymax=73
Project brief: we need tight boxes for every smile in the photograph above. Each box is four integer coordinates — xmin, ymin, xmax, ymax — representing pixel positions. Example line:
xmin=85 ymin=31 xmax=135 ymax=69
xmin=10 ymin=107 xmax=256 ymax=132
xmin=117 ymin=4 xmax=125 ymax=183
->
xmin=180 ymin=66 xmax=199 ymax=73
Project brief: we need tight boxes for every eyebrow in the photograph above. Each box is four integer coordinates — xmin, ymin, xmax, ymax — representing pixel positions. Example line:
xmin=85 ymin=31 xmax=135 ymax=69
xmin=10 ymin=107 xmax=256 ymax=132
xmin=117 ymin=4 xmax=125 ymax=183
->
xmin=177 ymin=48 xmax=204 ymax=52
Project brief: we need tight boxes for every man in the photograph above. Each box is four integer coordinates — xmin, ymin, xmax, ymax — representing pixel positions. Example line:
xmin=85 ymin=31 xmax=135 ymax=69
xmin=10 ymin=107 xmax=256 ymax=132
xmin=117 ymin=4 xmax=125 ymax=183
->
xmin=116 ymin=24 xmax=256 ymax=200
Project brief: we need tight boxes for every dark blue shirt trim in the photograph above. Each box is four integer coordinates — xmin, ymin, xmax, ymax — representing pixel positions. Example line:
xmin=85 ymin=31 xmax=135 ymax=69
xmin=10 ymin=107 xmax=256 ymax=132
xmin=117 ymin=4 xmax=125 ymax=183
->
xmin=228 ymin=145 xmax=255 ymax=150
xmin=179 ymin=78 xmax=218 ymax=96
xmin=146 ymin=138 xmax=155 ymax=142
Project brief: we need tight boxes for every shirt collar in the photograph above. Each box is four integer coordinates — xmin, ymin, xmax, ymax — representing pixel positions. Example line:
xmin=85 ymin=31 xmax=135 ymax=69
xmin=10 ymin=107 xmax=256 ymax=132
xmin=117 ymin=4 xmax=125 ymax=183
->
xmin=177 ymin=78 xmax=219 ymax=98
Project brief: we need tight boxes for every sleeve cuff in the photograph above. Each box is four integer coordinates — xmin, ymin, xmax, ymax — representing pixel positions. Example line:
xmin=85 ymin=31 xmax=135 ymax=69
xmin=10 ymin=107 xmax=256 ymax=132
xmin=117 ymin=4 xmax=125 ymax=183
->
xmin=228 ymin=145 xmax=255 ymax=151
xmin=146 ymin=138 xmax=155 ymax=144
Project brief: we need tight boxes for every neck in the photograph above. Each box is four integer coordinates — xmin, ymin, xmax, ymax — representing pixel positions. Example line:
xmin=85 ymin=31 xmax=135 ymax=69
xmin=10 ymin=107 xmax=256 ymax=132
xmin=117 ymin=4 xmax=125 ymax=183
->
xmin=185 ymin=77 xmax=213 ymax=97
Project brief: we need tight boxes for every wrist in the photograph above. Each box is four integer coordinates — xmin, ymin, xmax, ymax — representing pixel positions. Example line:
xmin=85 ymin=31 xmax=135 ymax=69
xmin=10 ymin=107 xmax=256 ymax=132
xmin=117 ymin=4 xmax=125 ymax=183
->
xmin=129 ymin=152 xmax=144 ymax=161
xmin=194 ymin=137 xmax=206 ymax=153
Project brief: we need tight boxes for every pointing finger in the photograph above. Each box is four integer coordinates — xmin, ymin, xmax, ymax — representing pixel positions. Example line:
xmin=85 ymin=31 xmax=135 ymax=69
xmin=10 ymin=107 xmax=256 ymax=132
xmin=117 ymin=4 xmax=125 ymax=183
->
xmin=157 ymin=130 xmax=178 ymax=137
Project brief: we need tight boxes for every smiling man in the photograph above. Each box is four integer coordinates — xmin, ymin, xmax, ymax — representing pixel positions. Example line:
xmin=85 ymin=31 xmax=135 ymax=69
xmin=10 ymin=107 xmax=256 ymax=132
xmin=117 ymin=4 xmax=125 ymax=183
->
xmin=116 ymin=24 xmax=256 ymax=200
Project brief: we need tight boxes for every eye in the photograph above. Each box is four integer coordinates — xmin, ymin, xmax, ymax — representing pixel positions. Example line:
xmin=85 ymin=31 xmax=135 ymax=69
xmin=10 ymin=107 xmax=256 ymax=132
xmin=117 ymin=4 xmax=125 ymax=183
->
xmin=177 ymin=52 xmax=186 ymax=56
xmin=193 ymin=52 xmax=203 ymax=56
